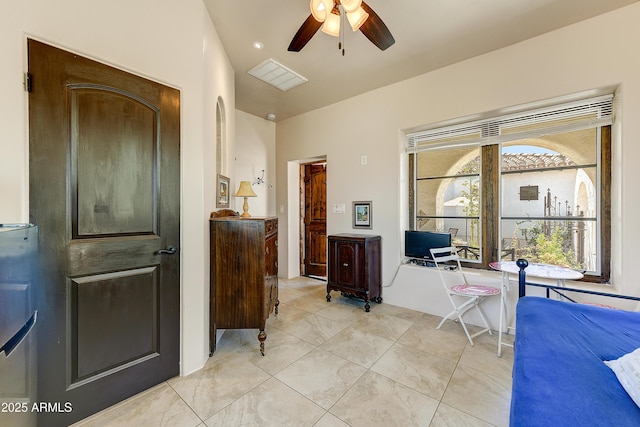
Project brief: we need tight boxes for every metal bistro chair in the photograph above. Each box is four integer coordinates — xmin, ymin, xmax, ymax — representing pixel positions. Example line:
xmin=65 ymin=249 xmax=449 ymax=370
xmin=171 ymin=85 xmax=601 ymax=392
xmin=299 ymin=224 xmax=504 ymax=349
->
xmin=447 ymin=227 xmax=458 ymax=239
xmin=430 ymin=246 xmax=501 ymax=346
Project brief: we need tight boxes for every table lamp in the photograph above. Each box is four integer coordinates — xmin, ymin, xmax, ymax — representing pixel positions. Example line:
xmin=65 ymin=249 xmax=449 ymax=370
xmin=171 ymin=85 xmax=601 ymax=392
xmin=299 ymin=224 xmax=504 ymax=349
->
xmin=234 ymin=181 xmax=257 ymax=218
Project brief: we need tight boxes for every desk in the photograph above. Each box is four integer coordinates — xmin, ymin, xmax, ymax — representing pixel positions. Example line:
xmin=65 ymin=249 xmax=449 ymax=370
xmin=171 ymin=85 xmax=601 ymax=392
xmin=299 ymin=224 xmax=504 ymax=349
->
xmin=489 ymin=261 xmax=583 ymax=357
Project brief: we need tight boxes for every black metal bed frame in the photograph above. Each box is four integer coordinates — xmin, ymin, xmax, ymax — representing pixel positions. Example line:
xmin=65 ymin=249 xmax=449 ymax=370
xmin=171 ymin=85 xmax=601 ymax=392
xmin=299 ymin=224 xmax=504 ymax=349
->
xmin=515 ymin=258 xmax=640 ymax=303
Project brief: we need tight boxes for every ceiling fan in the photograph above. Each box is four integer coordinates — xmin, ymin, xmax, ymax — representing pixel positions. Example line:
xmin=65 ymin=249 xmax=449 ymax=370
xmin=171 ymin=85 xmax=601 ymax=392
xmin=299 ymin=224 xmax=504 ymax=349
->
xmin=288 ymin=0 xmax=395 ymax=52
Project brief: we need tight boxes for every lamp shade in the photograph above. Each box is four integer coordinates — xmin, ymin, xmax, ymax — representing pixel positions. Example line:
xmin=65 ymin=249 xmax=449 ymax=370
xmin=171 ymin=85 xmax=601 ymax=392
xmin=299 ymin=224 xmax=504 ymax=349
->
xmin=347 ymin=6 xmax=369 ymax=31
xmin=321 ymin=11 xmax=341 ymax=37
xmin=340 ymin=0 xmax=362 ymax=13
xmin=235 ymin=181 xmax=257 ymax=197
xmin=310 ymin=0 xmax=333 ymax=22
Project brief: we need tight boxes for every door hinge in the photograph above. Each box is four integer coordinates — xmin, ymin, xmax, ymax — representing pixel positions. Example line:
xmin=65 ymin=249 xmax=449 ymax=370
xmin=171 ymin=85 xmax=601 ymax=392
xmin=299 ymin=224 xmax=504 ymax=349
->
xmin=24 ymin=72 xmax=32 ymax=93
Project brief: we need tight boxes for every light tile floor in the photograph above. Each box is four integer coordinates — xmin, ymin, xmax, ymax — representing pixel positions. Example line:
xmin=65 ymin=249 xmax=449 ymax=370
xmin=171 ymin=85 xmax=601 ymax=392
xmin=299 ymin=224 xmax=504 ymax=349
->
xmin=74 ymin=277 xmax=514 ymax=427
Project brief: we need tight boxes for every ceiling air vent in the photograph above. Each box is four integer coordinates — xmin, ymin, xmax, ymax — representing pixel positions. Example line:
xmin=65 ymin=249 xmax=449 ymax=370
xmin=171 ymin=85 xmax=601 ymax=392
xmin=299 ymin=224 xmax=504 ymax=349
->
xmin=247 ymin=58 xmax=308 ymax=91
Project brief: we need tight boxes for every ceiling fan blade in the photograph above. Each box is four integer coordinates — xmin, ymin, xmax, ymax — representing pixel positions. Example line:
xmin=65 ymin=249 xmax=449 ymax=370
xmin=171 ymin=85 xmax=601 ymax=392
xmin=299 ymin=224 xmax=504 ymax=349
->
xmin=288 ymin=14 xmax=323 ymax=52
xmin=359 ymin=1 xmax=395 ymax=51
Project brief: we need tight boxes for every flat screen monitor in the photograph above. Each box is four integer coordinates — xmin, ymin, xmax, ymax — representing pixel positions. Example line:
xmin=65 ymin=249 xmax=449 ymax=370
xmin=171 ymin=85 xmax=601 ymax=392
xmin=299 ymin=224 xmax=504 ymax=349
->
xmin=404 ymin=230 xmax=452 ymax=260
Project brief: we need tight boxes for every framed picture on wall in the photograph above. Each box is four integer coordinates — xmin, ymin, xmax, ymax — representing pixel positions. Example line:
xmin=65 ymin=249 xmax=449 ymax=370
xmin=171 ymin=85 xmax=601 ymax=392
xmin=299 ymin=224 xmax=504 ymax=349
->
xmin=353 ymin=201 xmax=372 ymax=229
xmin=216 ymin=174 xmax=230 ymax=208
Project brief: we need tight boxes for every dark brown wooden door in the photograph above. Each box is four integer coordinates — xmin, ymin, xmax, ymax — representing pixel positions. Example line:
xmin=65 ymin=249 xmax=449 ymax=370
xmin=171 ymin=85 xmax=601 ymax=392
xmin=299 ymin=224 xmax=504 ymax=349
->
xmin=28 ymin=39 xmax=180 ymax=426
xmin=303 ymin=163 xmax=327 ymax=277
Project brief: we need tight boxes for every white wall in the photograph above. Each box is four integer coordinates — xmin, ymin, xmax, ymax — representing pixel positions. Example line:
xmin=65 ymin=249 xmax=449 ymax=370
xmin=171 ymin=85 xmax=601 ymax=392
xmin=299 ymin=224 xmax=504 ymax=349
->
xmin=235 ymin=111 xmax=277 ymax=217
xmin=276 ymin=3 xmax=640 ymax=324
xmin=0 ymin=0 xmax=236 ymax=376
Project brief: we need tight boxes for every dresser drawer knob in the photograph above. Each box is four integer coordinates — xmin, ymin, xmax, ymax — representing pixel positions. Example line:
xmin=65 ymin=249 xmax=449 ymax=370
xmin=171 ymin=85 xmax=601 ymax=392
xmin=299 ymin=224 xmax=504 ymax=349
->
xmin=343 ymin=263 xmax=349 ymax=267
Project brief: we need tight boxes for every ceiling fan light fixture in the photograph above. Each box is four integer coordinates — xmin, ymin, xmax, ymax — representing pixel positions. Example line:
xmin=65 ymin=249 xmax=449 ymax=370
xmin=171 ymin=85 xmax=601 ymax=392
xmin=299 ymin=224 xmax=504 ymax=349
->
xmin=291 ymin=0 xmax=395 ymax=52
xmin=347 ymin=7 xmax=369 ymax=31
xmin=340 ymin=0 xmax=362 ymax=13
xmin=310 ymin=0 xmax=331 ymax=22
xmin=321 ymin=11 xmax=341 ymax=37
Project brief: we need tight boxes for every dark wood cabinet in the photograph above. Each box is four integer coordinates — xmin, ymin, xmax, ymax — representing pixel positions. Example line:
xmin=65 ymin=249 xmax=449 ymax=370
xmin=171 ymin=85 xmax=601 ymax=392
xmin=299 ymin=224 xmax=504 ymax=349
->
xmin=326 ymin=234 xmax=382 ymax=312
xmin=209 ymin=216 xmax=278 ymax=356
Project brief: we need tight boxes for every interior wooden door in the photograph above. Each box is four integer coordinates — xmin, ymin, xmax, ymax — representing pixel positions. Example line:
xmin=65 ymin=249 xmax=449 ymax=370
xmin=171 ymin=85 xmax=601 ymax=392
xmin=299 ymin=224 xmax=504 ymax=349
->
xmin=303 ymin=163 xmax=327 ymax=277
xmin=28 ymin=39 xmax=180 ymax=426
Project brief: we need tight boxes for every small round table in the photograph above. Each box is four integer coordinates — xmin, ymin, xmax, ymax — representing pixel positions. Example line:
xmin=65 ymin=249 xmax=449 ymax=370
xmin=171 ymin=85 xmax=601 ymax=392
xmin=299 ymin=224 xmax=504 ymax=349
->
xmin=489 ymin=261 xmax=583 ymax=357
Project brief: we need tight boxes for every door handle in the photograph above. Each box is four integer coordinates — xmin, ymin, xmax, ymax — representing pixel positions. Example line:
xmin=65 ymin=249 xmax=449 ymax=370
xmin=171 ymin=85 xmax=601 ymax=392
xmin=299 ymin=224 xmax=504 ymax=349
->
xmin=155 ymin=246 xmax=177 ymax=255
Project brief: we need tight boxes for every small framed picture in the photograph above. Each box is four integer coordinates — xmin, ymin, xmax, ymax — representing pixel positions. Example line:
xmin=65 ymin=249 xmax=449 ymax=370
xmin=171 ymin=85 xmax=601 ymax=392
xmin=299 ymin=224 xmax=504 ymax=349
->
xmin=216 ymin=174 xmax=230 ymax=208
xmin=353 ymin=201 xmax=372 ymax=229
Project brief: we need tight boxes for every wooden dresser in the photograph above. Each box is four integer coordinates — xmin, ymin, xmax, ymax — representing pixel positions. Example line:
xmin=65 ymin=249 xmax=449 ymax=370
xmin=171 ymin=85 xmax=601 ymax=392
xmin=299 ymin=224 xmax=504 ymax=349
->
xmin=209 ymin=216 xmax=278 ymax=356
xmin=326 ymin=233 xmax=382 ymax=312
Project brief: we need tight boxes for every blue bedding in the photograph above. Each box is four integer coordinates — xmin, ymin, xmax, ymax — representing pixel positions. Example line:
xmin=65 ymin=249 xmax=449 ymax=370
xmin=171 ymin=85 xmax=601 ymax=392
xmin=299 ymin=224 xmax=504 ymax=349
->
xmin=511 ymin=296 xmax=640 ymax=426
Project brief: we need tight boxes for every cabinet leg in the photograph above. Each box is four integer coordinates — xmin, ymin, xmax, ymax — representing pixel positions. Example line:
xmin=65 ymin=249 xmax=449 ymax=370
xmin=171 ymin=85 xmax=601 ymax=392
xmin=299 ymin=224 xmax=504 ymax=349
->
xmin=275 ymin=299 xmax=279 ymax=315
xmin=258 ymin=329 xmax=267 ymax=356
xmin=326 ymin=292 xmax=331 ymax=302
xmin=364 ymin=301 xmax=371 ymax=312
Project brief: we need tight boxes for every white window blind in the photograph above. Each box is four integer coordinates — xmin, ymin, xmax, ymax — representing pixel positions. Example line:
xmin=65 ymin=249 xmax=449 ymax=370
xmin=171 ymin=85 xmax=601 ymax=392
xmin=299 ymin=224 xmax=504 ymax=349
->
xmin=407 ymin=95 xmax=613 ymax=151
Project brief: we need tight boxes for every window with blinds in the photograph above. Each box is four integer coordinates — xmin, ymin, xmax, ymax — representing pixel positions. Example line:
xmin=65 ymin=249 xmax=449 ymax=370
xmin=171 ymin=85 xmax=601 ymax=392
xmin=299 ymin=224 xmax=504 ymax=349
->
xmin=407 ymin=95 xmax=613 ymax=151
xmin=407 ymin=95 xmax=613 ymax=281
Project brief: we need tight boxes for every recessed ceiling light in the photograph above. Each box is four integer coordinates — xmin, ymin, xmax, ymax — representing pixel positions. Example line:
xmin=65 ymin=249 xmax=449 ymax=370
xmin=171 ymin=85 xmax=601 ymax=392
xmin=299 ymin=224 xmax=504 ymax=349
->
xmin=252 ymin=41 xmax=264 ymax=49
